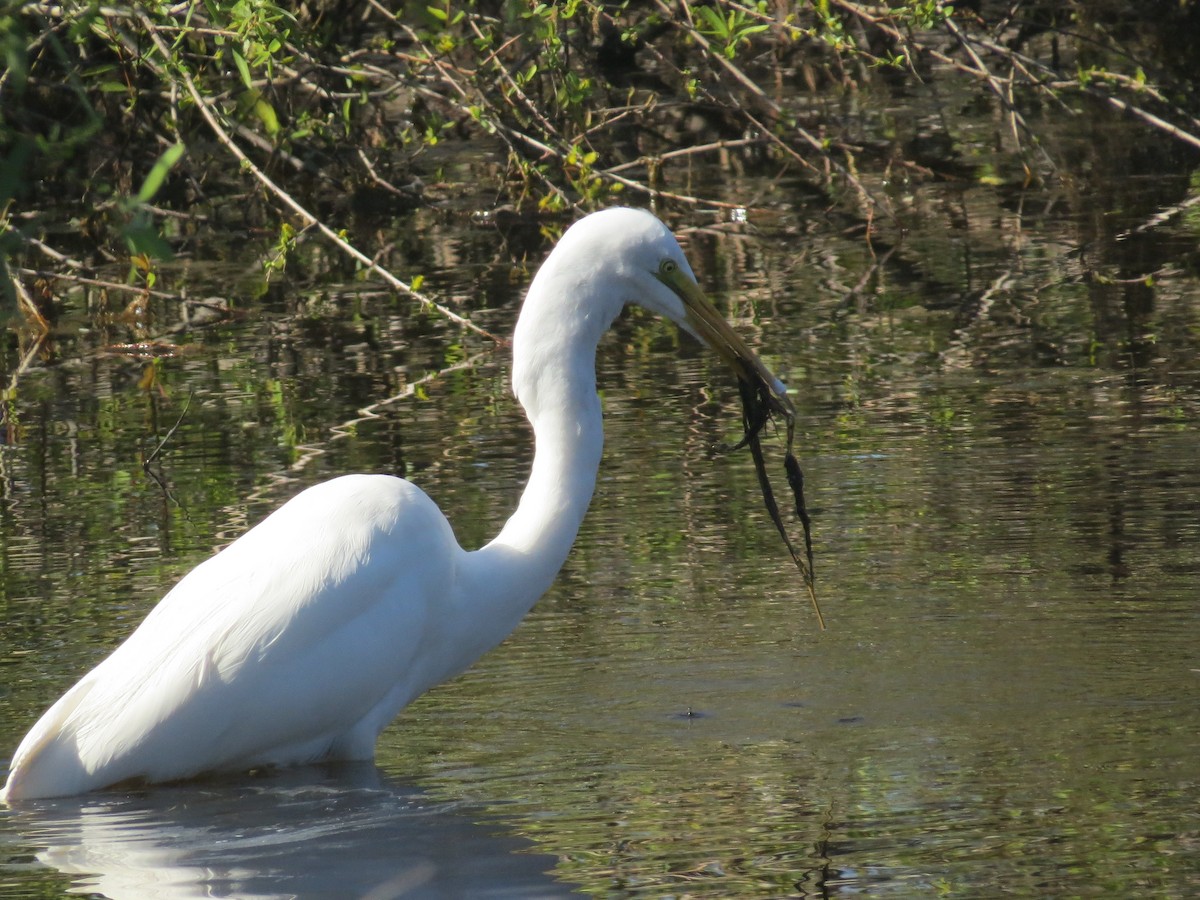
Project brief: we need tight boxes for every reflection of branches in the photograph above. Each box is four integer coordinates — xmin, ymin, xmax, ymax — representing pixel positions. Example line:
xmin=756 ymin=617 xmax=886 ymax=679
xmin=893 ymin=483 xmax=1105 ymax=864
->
xmin=940 ymin=270 xmax=1017 ymax=370
xmin=142 ymin=392 xmax=192 ymax=508
xmin=0 ymin=331 xmax=48 ymax=449
xmin=289 ymin=352 xmax=490 ymax=478
xmin=833 ymin=243 xmax=900 ymax=317
xmin=1118 ymin=193 xmax=1200 ymax=240
xmin=218 ymin=350 xmax=492 ymax=543
xmin=828 ymin=0 xmax=1200 ymax=156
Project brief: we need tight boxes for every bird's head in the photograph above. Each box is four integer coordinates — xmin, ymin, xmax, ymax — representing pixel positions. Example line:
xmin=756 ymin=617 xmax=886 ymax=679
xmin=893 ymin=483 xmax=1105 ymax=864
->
xmin=518 ymin=207 xmax=821 ymax=626
xmin=541 ymin=207 xmax=795 ymax=421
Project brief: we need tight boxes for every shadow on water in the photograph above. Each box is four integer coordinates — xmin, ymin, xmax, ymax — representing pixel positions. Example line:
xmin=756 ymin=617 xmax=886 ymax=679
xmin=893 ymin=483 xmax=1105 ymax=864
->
xmin=0 ymin=763 xmax=574 ymax=899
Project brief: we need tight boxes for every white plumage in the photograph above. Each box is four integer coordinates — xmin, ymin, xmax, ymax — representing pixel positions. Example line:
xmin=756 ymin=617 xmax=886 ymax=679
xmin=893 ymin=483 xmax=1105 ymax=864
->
xmin=2 ymin=208 xmax=790 ymax=800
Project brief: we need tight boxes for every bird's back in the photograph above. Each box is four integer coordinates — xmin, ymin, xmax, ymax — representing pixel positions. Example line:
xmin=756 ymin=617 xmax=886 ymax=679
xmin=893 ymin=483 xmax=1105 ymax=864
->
xmin=2 ymin=474 xmax=460 ymax=801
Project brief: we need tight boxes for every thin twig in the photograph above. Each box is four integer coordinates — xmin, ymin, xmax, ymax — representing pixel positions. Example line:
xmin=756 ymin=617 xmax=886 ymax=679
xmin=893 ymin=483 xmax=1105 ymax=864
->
xmin=142 ymin=392 xmax=192 ymax=507
xmin=1117 ymin=191 xmax=1200 ymax=239
xmin=648 ymin=0 xmax=886 ymax=211
xmin=958 ymin=30 xmax=1200 ymax=152
xmin=18 ymin=267 xmax=180 ymax=300
xmin=136 ymin=10 xmax=500 ymax=343
xmin=144 ymin=391 xmax=193 ymax=468
xmin=940 ymin=13 xmax=1057 ymax=174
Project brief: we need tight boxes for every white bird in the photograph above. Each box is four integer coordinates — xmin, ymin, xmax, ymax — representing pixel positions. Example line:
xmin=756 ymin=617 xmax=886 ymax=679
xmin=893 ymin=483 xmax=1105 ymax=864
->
xmin=2 ymin=207 xmax=794 ymax=801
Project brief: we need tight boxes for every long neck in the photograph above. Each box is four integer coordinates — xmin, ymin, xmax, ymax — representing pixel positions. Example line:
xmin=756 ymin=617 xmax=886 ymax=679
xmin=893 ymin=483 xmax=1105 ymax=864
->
xmin=453 ymin=260 xmax=622 ymax=656
xmin=479 ymin=370 xmax=603 ymax=594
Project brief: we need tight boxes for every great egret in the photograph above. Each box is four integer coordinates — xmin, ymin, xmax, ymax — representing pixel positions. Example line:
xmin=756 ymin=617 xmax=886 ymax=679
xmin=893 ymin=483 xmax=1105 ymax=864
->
xmin=2 ymin=208 xmax=795 ymax=801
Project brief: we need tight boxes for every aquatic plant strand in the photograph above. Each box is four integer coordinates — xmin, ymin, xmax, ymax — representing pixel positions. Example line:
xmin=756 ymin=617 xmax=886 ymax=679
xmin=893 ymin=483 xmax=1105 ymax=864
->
xmin=732 ymin=373 xmax=825 ymax=630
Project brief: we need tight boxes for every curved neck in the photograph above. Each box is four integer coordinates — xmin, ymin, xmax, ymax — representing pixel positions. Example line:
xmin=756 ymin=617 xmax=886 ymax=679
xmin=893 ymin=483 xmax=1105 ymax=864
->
xmin=485 ymin=379 xmax=603 ymax=583
xmin=463 ymin=358 xmax=603 ymax=616
xmin=456 ymin=259 xmax=623 ymax=644
xmin=410 ymin=363 xmax=606 ymax=692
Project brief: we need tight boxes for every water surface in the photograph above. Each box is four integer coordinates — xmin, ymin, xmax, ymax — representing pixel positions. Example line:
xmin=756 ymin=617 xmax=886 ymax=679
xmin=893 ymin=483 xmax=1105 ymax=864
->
xmin=3 ymin=148 xmax=1199 ymax=895
xmin=1 ymin=765 xmax=569 ymax=898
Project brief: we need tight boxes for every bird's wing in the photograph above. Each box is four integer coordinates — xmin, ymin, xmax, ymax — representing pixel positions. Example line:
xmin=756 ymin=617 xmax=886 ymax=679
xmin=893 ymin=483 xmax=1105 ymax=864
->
xmin=14 ymin=475 xmax=460 ymax=789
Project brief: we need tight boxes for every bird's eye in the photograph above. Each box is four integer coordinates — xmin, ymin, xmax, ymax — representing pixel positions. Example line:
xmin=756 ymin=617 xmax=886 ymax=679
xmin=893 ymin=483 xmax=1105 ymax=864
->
xmin=659 ymin=259 xmax=678 ymax=275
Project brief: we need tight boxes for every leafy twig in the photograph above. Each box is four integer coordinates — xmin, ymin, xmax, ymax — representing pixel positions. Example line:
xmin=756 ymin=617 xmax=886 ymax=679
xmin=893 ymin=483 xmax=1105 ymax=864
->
xmin=135 ymin=10 xmax=501 ymax=343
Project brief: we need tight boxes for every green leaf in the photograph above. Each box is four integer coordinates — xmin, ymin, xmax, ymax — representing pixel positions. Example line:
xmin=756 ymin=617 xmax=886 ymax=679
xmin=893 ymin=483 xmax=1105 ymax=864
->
xmin=253 ymin=97 xmax=280 ymax=136
xmin=695 ymin=5 xmax=728 ymax=38
xmin=232 ymin=47 xmax=252 ymax=89
xmin=123 ymin=220 xmax=173 ymax=260
xmin=135 ymin=143 xmax=186 ymax=204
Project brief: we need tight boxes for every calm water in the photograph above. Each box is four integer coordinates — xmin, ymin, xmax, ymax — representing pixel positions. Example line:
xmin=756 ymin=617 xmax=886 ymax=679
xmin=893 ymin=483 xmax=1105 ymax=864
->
xmin=1 ymin=765 xmax=567 ymax=898
xmin=3 ymin=162 xmax=1200 ymax=894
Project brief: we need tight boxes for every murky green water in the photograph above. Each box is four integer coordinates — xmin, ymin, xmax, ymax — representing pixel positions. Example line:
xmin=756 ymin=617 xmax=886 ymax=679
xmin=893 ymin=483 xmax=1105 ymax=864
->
xmin=3 ymin=161 xmax=1200 ymax=896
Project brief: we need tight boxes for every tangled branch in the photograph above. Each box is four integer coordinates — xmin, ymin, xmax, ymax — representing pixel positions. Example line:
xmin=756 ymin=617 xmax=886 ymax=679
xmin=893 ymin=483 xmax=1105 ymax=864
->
xmin=4 ymin=0 xmax=1200 ymax=338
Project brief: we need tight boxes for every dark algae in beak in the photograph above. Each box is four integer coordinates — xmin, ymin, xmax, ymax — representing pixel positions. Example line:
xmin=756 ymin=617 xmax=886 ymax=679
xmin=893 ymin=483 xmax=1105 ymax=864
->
xmin=729 ymin=364 xmax=825 ymax=630
xmin=660 ymin=253 xmax=823 ymax=630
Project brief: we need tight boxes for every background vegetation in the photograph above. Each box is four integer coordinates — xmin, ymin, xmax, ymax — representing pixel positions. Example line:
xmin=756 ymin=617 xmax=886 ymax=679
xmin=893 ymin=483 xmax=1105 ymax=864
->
xmin=3 ymin=0 xmax=1199 ymax=344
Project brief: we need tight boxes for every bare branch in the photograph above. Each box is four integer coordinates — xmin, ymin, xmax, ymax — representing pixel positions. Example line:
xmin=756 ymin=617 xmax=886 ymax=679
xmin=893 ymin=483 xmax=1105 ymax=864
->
xmin=135 ymin=10 xmax=501 ymax=343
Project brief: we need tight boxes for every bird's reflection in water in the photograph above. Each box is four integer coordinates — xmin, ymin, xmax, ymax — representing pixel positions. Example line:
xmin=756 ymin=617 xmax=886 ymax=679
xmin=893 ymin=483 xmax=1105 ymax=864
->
xmin=6 ymin=762 xmax=572 ymax=899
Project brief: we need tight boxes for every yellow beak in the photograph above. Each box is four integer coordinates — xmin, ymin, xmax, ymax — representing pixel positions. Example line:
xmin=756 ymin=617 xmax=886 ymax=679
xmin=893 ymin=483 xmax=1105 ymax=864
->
xmin=656 ymin=266 xmax=794 ymax=418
